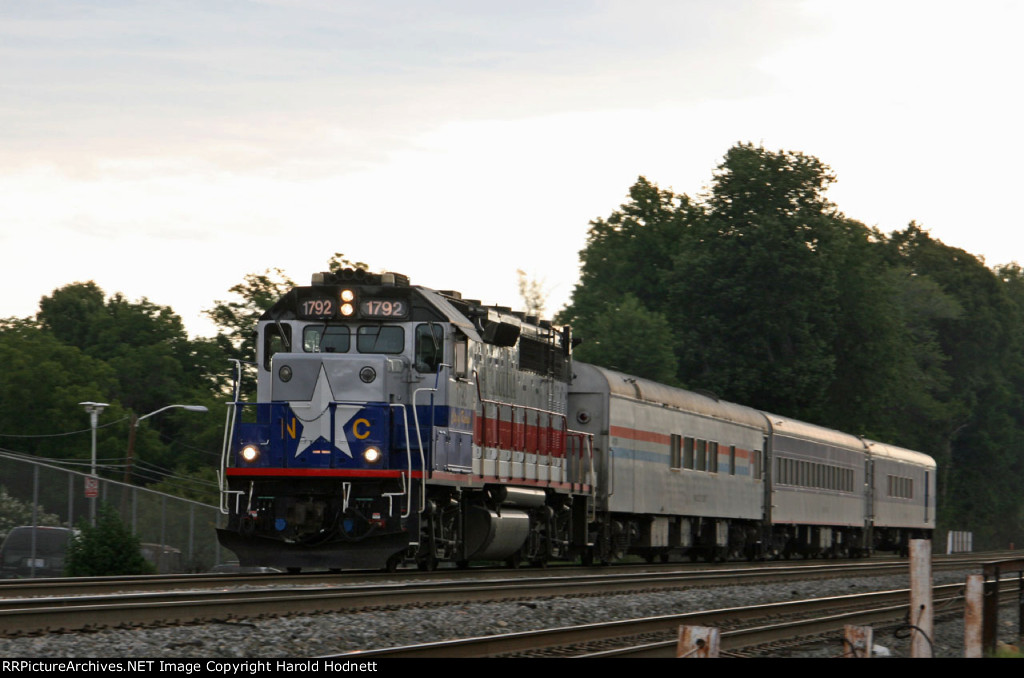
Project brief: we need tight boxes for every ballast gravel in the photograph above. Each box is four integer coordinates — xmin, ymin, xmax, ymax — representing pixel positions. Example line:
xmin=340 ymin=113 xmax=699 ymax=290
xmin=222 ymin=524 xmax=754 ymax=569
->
xmin=0 ymin=569 xmax=1017 ymax=659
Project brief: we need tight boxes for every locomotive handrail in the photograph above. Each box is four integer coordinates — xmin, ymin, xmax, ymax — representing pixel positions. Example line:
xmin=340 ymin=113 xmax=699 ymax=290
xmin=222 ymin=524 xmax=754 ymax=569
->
xmin=580 ymin=432 xmax=596 ymax=521
xmin=564 ymin=429 xmax=596 ymax=520
xmin=389 ymin=403 xmax=417 ymax=519
xmin=218 ymin=402 xmax=234 ymax=515
xmin=218 ymin=359 xmax=244 ymax=515
xmin=410 ymin=362 xmax=451 ymax=514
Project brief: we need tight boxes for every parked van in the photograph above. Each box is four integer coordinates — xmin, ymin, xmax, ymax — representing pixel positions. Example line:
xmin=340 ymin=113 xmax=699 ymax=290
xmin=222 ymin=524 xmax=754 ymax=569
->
xmin=0 ymin=526 xmax=74 ymax=578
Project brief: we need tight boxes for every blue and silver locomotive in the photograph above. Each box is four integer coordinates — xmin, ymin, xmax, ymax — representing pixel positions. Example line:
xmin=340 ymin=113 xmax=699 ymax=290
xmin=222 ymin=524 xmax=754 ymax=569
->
xmin=218 ymin=269 xmax=594 ymax=571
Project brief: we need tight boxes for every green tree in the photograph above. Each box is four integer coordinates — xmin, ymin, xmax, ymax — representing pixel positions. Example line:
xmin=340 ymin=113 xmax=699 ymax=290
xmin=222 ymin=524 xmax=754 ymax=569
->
xmin=2 ymin=284 xmax=222 ymax=491
xmin=558 ymin=176 xmax=696 ymax=386
xmin=205 ymin=254 xmax=370 ymax=399
xmin=65 ymin=503 xmax=154 ymax=576
xmin=884 ymin=224 xmax=1024 ymax=547
xmin=572 ymin=295 xmax=680 ymax=385
xmin=36 ymin=281 xmax=106 ymax=350
xmin=327 ymin=252 xmax=370 ymax=274
xmin=0 ymin=318 xmax=121 ymax=460
xmin=667 ymin=143 xmax=842 ymax=417
xmin=517 ymin=269 xmax=547 ymax=317
xmin=205 ymin=268 xmax=294 ymax=395
xmin=559 ymin=176 xmax=693 ymax=332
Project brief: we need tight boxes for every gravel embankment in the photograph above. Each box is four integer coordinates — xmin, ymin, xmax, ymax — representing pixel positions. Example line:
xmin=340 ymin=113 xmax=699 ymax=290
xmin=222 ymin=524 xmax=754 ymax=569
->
xmin=0 ymin=569 xmax=1016 ymax=658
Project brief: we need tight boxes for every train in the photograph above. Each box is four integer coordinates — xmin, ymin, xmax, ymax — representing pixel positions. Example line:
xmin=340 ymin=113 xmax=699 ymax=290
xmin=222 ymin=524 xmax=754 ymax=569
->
xmin=217 ymin=268 xmax=935 ymax=571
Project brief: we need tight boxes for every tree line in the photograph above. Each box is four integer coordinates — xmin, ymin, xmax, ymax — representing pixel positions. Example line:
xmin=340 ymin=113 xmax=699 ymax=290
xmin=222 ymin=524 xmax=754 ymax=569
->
xmin=560 ymin=143 xmax=1024 ymax=548
xmin=1 ymin=144 xmax=1020 ymax=547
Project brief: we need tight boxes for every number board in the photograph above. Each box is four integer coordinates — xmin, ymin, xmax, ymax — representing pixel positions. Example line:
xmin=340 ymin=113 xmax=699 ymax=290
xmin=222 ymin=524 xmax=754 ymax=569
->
xmin=359 ymin=299 xmax=408 ymax=319
xmin=299 ymin=297 xmax=337 ymax=319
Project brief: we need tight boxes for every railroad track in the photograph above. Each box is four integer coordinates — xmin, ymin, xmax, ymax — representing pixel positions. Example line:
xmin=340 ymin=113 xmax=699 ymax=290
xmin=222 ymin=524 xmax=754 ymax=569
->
xmin=332 ymin=580 xmax=1012 ymax=658
xmin=0 ymin=550 xmax=990 ymax=597
xmin=0 ymin=552 xmax=1001 ymax=638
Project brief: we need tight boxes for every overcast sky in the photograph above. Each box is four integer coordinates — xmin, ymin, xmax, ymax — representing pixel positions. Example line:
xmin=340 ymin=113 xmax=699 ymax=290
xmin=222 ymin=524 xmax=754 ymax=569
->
xmin=2 ymin=0 xmax=1022 ymax=337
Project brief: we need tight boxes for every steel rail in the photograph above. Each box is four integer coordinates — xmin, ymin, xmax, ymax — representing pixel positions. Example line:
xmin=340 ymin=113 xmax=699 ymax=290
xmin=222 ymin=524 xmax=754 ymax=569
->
xmin=331 ymin=583 xmax=975 ymax=658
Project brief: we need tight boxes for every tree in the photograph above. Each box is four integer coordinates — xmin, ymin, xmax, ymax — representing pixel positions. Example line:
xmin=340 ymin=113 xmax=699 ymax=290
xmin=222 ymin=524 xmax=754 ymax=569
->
xmin=3 ymin=286 xmax=222 ymax=486
xmin=205 ymin=254 xmax=371 ymax=398
xmin=517 ymin=269 xmax=547 ymax=317
xmin=205 ymin=268 xmax=295 ymax=367
xmin=667 ymin=144 xmax=842 ymax=417
xmin=559 ymin=176 xmax=693 ymax=332
xmin=0 ymin=487 xmax=61 ymax=538
xmin=558 ymin=176 xmax=696 ymax=387
xmin=572 ymin=295 xmax=679 ymax=385
xmin=327 ymin=252 xmax=370 ymax=274
xmin=36 ymin=281 xmax=105 ymax=350
xmin=883 ymin=223 xmax=1024 ymax=546
xmin=65 ymin=503 xmax=154 ymax=576
xmin=0 ymin=319 xmax=121 ymax=460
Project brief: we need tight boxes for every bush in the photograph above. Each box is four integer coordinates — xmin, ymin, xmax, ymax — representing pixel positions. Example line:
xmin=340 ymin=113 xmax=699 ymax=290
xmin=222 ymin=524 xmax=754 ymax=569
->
xmin=65 ymin=504 xmax=155 ymax=576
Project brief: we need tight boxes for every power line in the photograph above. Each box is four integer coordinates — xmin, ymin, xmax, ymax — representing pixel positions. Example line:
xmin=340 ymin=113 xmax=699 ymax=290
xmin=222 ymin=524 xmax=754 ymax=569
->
xmin=0 ymin=416 xmax=132 ymax=438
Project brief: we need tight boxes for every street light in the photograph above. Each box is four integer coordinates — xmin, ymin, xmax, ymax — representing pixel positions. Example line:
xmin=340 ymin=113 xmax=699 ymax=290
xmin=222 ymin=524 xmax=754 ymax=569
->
xmin=79 ymin=401 xmax=109 ymax=524
xmin=124 ymin=404 xmax=209 ymax=485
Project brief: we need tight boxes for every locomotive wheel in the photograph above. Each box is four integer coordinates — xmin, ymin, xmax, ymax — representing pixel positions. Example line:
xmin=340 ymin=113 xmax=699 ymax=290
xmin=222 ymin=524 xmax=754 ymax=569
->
xmin=505 ymin=550 xmax=522 ymax=569
xmin=384 ymin=554 xmax=402 ymax=573
xmin=417 ymin=556 xmax=438 ymax=572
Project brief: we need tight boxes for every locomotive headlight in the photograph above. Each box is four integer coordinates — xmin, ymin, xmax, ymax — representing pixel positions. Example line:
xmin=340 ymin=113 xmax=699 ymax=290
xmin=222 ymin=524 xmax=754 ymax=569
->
xmin=359 ymin=366 xmax=377 ymax=383
xmin=362 ymin=446 xmax=382 ymax=464
xmin=340 ymin=303 xmax=354 ymax=316
xmin=279 ymin=365 xmax=292 ymax=382
xmin=240 ymin=444 xmax=261 ymax=463
xmin=340 ymin=289 xmax=355 ymax=302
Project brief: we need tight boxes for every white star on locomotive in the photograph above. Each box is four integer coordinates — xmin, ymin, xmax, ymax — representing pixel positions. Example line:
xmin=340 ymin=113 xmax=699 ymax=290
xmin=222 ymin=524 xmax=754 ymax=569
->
xmin=290 ymin=365 xmax=362 ymax=458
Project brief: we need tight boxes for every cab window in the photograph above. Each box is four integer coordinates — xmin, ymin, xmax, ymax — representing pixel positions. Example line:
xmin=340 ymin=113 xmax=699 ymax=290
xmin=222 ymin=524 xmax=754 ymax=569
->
xmin=415 ymin=324 xmax=444 ymax=372
xmin=303 ymin=326 xmax=350 ymax=353
xmin=263 ymin=323 xmax=292 ymax=370
xmin=357 ymin=325 xmax=404 ymax=354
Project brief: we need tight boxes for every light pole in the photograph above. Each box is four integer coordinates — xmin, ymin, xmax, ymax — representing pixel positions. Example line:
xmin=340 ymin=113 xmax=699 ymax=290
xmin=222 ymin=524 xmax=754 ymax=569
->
xmin=124 ymin=404 xmax=209 ymax=485
xmin=79 ymin=401 xmax=109 ymax=525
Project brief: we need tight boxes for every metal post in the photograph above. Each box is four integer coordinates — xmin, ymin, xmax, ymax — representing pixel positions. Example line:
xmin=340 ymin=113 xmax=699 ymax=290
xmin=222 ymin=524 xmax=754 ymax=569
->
xmin=983 ymin=564 xmax=999 ymax=653
xmin=188 ymin=505 xmax=195 ymax=572
xmin=843 ymin=625 xmax=873 ymax=658
xmin=30 ymin=466 xmax=39 ymax=578
xmin=676 ymin=626 xmax=719 ymax=658
xmin=965 ymin=573 xmax=984 ymax=658
xmin=67 ymin=473 xmax=74 ymax=528
xmin=909 ymin=539 xmax=934 ymax=657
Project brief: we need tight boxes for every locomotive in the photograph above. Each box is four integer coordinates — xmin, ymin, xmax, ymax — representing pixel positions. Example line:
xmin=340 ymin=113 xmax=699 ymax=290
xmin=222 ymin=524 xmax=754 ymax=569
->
xmin=217 ymin=268 xmax=935 ymax=571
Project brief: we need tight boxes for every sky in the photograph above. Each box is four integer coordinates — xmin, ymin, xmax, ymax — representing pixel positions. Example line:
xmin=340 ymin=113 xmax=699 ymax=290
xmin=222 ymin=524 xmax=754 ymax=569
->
xmin=2 ymin=0 xmax=1022 ymax=338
